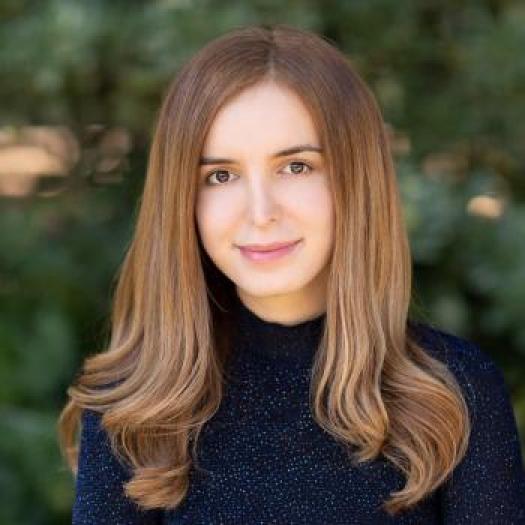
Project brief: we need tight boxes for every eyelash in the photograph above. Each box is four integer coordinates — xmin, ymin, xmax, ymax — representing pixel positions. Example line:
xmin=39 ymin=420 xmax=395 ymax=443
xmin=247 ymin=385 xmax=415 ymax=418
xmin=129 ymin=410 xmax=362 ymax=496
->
xmin=203 ymin=160 xmax=314 ymax=186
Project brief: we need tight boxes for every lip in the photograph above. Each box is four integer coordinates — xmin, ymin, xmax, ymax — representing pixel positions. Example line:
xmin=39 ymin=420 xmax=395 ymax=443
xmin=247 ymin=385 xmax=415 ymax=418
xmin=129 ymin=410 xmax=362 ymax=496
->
xmin=237 ymin=239 xmax=302 ymax=262
xmin=239 ymin=240 xmax=301 ymax=252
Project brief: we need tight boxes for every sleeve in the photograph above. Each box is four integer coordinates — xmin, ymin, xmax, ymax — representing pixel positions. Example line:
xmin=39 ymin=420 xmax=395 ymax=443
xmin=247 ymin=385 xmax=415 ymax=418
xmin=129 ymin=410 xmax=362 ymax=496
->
xmin=72 ymin=408 xmax=164 ymax=525
xmin=440 ymin=348 xmax=525 ymax=524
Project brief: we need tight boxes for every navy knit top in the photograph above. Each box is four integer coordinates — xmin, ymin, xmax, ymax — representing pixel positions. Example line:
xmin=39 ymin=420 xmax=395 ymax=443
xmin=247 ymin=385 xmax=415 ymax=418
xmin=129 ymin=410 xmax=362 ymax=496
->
xmin=72 ymin=297 xmax=525 ymax=524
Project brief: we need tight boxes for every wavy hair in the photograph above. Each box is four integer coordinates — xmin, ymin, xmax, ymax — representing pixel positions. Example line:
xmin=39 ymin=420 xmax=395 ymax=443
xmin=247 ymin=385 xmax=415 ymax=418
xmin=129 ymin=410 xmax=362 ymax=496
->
xmin=57 ymin=23 xmax=471 ymax=516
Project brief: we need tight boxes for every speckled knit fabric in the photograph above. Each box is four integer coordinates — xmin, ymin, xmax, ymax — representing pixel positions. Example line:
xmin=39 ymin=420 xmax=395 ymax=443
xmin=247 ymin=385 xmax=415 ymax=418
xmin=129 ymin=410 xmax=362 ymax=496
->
xmin=72 ymin=297 xmax=525 ymax=524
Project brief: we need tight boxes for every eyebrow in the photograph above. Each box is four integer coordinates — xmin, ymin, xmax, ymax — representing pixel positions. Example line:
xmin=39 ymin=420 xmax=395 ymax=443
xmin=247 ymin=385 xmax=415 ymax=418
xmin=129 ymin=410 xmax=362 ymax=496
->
xmin=199 ymin=144 xmax=323 ymax=166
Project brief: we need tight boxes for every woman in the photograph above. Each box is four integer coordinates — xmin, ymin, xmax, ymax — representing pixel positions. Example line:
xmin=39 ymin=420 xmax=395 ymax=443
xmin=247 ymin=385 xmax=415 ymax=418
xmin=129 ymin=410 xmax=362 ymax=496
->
xmin=58 ymin=24 xmax=525 ymax=524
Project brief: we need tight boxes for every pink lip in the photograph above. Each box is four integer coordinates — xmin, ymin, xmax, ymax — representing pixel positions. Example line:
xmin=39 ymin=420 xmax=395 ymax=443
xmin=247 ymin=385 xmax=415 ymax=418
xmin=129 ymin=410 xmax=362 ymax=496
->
xmin=240 ymin=240 xmax=301 ymax=252
xmin=238 ymin=239 xmax=302 ymax=262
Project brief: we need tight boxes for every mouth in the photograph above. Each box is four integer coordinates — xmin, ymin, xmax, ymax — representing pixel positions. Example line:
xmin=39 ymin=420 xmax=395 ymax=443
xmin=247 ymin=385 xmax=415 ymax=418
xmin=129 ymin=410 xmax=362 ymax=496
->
xmin=236 ymin=239 xmax=303 ymax=262
xmin=237 ymin=239 xmax=302 ymax=253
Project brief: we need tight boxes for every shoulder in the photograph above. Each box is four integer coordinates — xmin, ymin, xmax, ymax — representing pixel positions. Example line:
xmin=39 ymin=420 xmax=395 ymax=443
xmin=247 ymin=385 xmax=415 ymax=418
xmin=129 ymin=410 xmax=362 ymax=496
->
xmin=81 ymin=406 xmax=104 ymax=429
xmin=407 ymin=321 xmax=511 ymax=415
xmin=408 ymin=320 xmax=503 ymax=377
xmin=78 ymin=406 xmax=134 ymax=474
xmin=74 ymin=410 xmax=164 ymax=523
xmin=79 ymin=380 xmax=126 ymax=439
xmin=408 ymin=324 xmax=525 ymax=518
xmin=78 ymin=408 xmax=113 ymax=458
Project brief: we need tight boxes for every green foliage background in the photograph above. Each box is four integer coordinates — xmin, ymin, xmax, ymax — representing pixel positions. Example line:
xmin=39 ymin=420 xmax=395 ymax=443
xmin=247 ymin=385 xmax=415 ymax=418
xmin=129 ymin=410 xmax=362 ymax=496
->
xmin=1 ymin=1 xmax=524 ymax=523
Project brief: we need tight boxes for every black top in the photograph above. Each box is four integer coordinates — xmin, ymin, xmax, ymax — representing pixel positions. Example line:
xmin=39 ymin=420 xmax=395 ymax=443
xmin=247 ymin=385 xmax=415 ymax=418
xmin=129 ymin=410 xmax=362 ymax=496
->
xmin=72 ymin=297 xmax=525 ymax=524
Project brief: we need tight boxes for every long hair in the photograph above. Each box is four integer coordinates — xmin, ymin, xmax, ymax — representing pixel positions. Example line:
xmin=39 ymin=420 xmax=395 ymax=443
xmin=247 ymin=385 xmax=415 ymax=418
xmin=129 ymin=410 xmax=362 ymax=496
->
xmin=57 ymin=23 xmax=470 ymax=516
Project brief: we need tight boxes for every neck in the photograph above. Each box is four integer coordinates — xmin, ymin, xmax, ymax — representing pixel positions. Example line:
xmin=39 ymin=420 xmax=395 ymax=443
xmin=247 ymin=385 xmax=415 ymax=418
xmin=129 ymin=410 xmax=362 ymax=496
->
xmin=231 ymin=292 xmax=326 ymax=366
xmin=235 ymin=284 xmax=327 ymax=327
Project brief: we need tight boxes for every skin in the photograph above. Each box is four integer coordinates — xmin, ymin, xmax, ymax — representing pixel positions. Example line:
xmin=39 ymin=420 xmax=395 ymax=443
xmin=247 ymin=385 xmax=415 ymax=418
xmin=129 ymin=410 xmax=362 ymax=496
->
xmin=195 ymin=80 xmax=335 ymax=326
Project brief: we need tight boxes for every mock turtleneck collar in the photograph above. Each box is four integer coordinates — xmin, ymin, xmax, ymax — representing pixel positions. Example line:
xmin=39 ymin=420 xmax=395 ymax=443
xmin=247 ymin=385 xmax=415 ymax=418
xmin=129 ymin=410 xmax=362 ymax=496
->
xmin=232 ymin=294 xmax=326 ymax=365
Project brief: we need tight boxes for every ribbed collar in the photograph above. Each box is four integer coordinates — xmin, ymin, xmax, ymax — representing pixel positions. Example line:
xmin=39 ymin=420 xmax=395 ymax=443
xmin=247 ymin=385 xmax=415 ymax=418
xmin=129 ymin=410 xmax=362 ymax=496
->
xmin=232 ymin=294 xmax=326 ymax=366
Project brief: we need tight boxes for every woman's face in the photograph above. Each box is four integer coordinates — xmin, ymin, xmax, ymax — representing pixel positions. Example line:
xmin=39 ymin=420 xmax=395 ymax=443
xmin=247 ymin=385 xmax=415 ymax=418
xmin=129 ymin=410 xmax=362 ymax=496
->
xmin=195 ymin=80 xmax=334 ymax=318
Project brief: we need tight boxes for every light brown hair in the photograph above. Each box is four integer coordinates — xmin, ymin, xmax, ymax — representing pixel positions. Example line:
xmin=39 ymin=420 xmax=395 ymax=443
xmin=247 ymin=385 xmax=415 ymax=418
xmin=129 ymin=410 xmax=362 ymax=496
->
xmin=57 ymin=23 xmax=470 ymax=516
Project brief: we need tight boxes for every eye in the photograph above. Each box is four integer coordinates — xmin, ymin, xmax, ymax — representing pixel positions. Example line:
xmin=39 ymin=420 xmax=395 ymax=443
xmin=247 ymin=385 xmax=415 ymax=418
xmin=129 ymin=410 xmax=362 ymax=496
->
xmin=203 ymin=161 xmax=313 ymax=186
xmin=281 ymin=161 xmax=313 ymax=176
xmin=204 ymin=169 xmax=238 ymax=186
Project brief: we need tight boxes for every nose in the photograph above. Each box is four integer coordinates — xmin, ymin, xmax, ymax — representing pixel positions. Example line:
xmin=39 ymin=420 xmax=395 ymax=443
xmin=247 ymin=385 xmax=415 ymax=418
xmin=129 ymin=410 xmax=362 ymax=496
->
xmin=245 ymin=174 xmax=279 ymax=227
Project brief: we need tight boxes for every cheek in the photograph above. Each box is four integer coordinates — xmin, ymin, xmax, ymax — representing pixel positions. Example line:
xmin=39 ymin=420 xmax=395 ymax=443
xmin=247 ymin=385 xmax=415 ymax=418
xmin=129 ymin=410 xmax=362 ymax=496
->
xmin=195 ymin=191 xmax=238 ymax=245
xmin=292 ymin=181 xmax=334 ymax=231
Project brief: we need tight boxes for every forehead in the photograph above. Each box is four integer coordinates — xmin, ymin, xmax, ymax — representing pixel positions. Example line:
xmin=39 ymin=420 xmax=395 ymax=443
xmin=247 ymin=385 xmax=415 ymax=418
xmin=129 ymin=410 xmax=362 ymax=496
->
xmin=202 ymin=81 xmax=319 ymax=155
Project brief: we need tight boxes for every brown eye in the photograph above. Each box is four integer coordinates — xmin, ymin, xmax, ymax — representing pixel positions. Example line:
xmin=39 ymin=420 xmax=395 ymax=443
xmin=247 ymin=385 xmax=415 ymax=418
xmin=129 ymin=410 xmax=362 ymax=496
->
xmin=283 ymin=161 xmax=313 ymax=176
xmin=204 ymin=161 xmax=313 ymax=186
xmin=205 ymin=169 xmax=237 ymax=186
